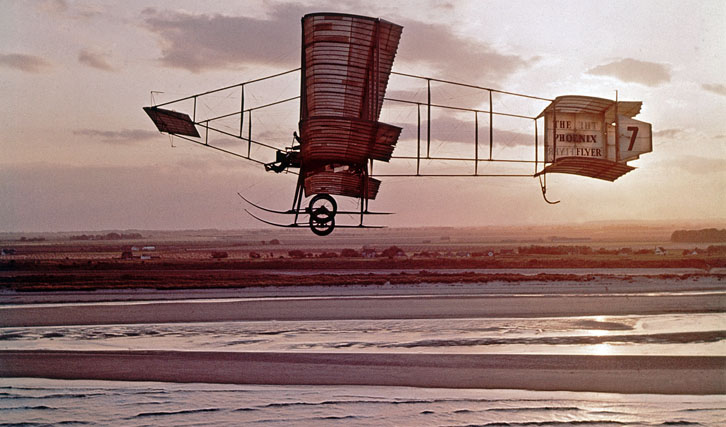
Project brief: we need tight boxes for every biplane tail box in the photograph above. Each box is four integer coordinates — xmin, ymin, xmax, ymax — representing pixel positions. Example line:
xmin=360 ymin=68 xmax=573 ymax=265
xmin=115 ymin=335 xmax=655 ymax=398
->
xmin=537 ymin=95 xmax=651 ymax=181
xmin=300 ymin=117 xmax=401 ymax=164
xmin=304 ymin=170 xmax=381 ymax=199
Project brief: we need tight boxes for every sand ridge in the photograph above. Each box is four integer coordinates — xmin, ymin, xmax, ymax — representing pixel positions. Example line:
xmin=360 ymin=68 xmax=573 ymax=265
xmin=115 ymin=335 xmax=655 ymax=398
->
xmin=1 ymin=350 xmax=724 ymax=394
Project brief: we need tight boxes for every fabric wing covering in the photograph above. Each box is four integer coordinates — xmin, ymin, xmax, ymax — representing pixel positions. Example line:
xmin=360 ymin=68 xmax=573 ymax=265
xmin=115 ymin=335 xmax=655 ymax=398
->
xmin=299 ymin=13 xmax=403 ymax=199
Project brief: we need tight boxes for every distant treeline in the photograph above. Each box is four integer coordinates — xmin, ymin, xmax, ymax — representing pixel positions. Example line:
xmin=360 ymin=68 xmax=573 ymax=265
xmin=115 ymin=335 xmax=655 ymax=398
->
xmin=70 ymin=232 xmax=143 ymax=241
xmin=517 ymin=245 xmax=594 ymax=255
xmin=671 ymin=229 xmax=726 ymax=243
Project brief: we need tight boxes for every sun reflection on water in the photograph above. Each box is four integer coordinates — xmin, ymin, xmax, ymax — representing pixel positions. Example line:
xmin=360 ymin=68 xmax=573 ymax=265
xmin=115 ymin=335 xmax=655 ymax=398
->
xmin=587 ymin=343 xmax=615 ymax=355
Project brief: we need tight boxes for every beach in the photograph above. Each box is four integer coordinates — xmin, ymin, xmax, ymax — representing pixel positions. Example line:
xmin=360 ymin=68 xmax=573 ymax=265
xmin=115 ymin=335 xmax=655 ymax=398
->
xmin=2 ymin=228 xmax=725 ymax=403
xmin=2 ymin=350 xmax=724 ymax=395
xmin=1 ymin=286 xmax=724 ymax=327
xmin=2 ymin=277 xmax=724 ymax=395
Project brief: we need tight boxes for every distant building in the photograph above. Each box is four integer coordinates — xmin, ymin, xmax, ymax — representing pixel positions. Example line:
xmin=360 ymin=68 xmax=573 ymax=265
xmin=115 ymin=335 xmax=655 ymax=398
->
xmin=142 ymin=246 xmax=155 ymax=251
xmin=655 ymin=247 xmax=667 ymax=256
xmin=361 ymin=248 xmax=377 ymax=258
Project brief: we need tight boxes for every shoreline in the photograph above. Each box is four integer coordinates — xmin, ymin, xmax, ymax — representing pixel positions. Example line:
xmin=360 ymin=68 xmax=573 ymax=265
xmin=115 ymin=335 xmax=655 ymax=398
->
xmin=2 ymin=350 xmax=724 ymax=395
xmin=2 ymin=270 xmax=724 ymax=395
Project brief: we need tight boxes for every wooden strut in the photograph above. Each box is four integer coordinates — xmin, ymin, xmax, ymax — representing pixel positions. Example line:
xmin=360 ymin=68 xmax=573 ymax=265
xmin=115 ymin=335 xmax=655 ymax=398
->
xmin=292 ymin=173 xmax=305 ymax=224
xmin=542 ymin=99 xmax=560 ymax=204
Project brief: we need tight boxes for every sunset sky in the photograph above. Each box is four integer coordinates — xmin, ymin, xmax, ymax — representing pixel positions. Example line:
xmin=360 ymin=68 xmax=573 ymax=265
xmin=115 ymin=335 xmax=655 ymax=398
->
xmin=2 ymin=0 xmax=724 ymax=232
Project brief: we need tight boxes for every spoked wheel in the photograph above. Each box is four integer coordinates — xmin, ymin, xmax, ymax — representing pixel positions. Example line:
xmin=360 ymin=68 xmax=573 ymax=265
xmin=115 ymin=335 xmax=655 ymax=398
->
xmin=308 ymin=194 xmax=337 ymax=236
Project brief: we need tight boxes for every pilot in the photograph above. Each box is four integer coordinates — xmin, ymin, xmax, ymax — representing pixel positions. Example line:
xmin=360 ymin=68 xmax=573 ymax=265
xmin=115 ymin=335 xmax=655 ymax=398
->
xmin=264 ymin=132 xmax=302 ymax=173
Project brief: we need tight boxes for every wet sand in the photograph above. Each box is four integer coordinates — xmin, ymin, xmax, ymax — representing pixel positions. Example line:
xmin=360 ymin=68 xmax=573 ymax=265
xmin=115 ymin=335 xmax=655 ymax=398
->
xmin=1 ymin=291 xmax=724 ymax=327
xmin=1 ymin=350 xmax=724 ymax=394
xmin=2 ymin=280 xmax=724 ymax=394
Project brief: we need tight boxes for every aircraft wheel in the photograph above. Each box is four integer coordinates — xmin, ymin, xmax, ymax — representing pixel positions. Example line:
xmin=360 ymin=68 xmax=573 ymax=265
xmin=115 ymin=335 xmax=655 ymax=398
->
xmin=308 ymin=194 xmax=337 ymax=224
xmin=310 ymin=215 xmax=335 ymax=236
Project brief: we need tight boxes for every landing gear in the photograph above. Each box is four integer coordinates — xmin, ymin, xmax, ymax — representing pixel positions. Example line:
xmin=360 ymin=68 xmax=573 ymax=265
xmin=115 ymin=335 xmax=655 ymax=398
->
xmin=307 ymin=193 xmax=337 ymax=236
xmin=239 ymin=192 xmax=388 ymax=235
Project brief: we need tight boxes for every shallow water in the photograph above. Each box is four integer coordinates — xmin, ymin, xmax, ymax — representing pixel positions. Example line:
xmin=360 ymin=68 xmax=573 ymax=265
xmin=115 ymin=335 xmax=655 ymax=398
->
xmin=1 ymin=379 xmax=724 ymax=426
xmin=2 ymin=276 xmax=724 ymax=425
xmin=1 ymin=313 xmax=724 ymax=356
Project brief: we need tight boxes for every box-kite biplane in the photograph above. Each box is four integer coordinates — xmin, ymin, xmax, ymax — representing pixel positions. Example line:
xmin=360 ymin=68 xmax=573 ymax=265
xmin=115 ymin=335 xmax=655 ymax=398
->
xmin=144 ymin=12 xmax=653 ymax=236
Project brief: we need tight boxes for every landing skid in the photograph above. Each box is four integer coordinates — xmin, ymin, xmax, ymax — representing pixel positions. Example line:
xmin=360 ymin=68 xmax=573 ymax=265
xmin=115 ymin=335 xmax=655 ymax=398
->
xmin=238 ymin=193 xmax=296 ymax=215
xmin=244 ymin=210 xmax=384 ymax=229
xmin=237 ymin=193 xmax=392 ymax=216
xmin=239 ymin=193 xmax=388 ymax=235
xmin=244 ymin=209 xmax=304 ymax=228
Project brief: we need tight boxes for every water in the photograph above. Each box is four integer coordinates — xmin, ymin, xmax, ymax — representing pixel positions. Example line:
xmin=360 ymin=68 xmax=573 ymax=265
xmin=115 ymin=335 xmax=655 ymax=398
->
xmin=1 ymin=276 xmax=724 ymax=425
xmin=2 ymin=314 xmax=724 ymax=425
xmin=1 ymin=379 xmax=724 ymax=426
xmin=1 ymin=313 xmax=724 ymax=356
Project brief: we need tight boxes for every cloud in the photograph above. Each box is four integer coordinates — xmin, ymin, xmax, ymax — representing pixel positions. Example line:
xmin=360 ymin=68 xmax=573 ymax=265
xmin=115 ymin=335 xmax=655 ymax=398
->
xmin=653 ymin=128 xmax=685 ymax=138
xmin=140 ymin=4 xmax=533 ymax=83
xmin=702 ymin=83 xmax=726 ymax=97
xmin=37 ymin=0 xmax=68 ymax=15
xmin=37 ymin=0 xmax=101 ymax=19
xmin=391 ymin=114 xmax=532 ymax=148
xmin=386 ymin=88 xmax=428 ymax=103
xmin=586 ymin=58 xmax=671 ymax=86
xmin=74 ymin=129 xmax=160 ymax=143
xmin=140 ymin=5 xmax=305 ymax=72
xmin=0 ymin=53 xmax=52 ymax=73
xmin=434 ymin=2 xmax=456 ymax=10
xmin=396 ymin=19 xmax=533 ymax=83
xmin=78 ymin=49 xmax=116 ymax=71
xmin=387 ymin=84 xmax=495 ymax=108
xmin=669 ymin=155 xmax=726 ymax=175
xmin=654 ymin=128 xmax=726 ymax=142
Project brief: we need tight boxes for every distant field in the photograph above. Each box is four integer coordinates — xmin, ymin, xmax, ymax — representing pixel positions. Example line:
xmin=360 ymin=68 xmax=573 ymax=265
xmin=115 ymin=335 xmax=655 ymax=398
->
xmin=1 ymin=227 xmax=724 ymax=293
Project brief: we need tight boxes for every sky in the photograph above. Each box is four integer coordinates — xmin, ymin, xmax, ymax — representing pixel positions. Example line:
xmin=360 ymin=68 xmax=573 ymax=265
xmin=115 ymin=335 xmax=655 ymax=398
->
xmin=1 ymin=0 xmax=724 ymax=232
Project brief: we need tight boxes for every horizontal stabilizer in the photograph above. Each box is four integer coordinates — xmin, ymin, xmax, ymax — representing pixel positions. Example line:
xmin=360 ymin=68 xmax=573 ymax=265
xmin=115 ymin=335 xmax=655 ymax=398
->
xmin=144 ymin=107 xmax=200 ymax=137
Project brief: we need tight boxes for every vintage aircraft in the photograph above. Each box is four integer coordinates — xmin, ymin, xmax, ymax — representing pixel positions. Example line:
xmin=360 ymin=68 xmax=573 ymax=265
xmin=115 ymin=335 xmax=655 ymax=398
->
xmin=144 ymin=12 xmax=653 ymax=236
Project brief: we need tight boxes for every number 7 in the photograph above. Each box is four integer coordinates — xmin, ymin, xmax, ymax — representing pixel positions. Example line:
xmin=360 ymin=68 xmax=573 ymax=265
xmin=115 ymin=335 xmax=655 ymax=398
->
xmin=626 ymin=126 xmax=639 ymax=151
